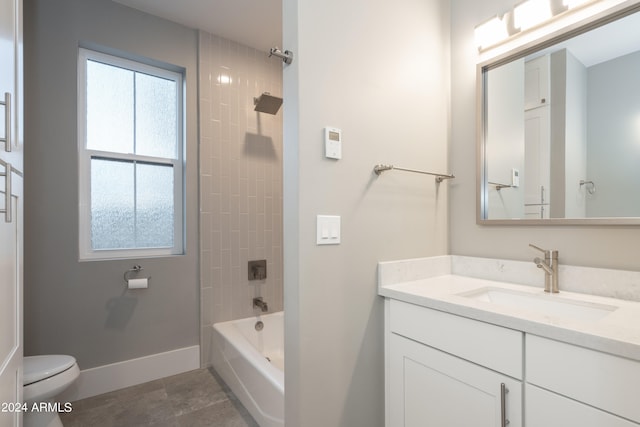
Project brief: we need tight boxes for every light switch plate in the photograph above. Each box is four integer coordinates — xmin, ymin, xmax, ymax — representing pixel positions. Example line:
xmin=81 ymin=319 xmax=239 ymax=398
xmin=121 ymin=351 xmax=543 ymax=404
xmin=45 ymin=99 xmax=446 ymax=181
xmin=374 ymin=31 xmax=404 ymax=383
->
xmin=317 ymin=215 xmax=341 ymax=245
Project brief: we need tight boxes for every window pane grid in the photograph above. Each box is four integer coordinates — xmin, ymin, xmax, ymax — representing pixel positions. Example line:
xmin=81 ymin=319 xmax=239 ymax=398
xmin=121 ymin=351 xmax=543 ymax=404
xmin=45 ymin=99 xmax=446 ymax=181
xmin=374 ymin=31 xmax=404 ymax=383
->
xmin=88 ymin=151 xmax=177 ymax=166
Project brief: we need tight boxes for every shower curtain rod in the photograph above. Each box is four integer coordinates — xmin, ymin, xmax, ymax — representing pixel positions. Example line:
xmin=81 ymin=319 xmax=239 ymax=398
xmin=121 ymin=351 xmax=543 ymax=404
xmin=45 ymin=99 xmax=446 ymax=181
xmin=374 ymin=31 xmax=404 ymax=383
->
xmin=373 ymin=164 xmax=455 ymax=183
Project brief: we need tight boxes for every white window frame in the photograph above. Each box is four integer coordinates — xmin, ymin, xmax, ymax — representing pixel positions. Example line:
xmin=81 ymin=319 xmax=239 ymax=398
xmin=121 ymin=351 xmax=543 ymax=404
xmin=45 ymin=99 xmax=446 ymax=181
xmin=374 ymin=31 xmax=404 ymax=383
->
xmin=78 ymin=48 xmax=184 ymax=260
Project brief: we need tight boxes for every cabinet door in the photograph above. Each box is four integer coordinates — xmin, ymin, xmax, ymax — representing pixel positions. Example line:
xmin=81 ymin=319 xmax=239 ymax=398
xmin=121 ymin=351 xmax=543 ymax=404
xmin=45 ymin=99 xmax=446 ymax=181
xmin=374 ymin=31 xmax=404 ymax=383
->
xmin=525 ymin=55 xmax=549 ymax=111
xmin=389 ymin=333 xmax=522 ymax=427
xmin=0 ymin=3 xmax=22 ymax=426
xmin=0 ymin=0 xmax=15 ymax=97
xmin=526 ymin=384 xmax=639 ymax=427
xmin=0 ymin=0 xmax=23 ymax=171
xmin=0 ymin=170 xmax=22 ymax=427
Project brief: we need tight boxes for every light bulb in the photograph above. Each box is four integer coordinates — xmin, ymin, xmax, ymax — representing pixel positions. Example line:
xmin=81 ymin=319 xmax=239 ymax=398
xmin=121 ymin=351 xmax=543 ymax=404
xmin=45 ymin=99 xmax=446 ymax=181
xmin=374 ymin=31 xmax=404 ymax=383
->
xmin=474 ymin=16 xmax=509 ymax=49
xmin=514 ymin=0 xmax=552 ymax=31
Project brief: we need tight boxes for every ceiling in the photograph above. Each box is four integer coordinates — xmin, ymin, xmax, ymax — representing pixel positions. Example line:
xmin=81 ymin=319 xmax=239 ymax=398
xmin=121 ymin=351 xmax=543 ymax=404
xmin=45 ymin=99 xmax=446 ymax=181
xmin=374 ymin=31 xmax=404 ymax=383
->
xmin=529 ymin=9 xmax=640 ymax=67
xmin=113 ymin=0 xmax=282 ymax=53
xmin=113 ymin=1 xmax=640 ymax=72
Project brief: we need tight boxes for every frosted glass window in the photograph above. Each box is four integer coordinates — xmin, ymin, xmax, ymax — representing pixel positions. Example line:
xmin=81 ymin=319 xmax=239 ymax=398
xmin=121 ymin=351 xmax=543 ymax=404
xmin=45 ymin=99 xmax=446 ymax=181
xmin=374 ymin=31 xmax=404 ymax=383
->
xmin=136 ymin=163 xmax=174 ymax=248
xmin=91 ymin=159 xmax=174 ymax=250
xmin=85 ymin=61 xmax=178 ymax=159
xmin=79 ymin=48 xmax=184 ymax=259
xmin=91 ymin=159 xmax=135 ymax=249
xmin=136 ymin=73 xmax=177 ymax=158
xmin=86 ymin=60 xmax=134 ymax=153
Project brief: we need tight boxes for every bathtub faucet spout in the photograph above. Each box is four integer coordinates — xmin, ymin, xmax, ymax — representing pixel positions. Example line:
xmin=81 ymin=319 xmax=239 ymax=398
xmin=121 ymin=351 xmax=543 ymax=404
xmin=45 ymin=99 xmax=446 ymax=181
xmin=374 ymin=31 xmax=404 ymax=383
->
xmin=253 ymin=297 xmax=269 ymax=312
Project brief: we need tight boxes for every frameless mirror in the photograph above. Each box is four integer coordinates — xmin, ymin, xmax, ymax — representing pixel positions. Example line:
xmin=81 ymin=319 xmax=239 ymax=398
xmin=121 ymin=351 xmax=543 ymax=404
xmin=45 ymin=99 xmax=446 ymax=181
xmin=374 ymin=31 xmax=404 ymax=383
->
xmin=478 ymin=5 xmax=640 ymax=224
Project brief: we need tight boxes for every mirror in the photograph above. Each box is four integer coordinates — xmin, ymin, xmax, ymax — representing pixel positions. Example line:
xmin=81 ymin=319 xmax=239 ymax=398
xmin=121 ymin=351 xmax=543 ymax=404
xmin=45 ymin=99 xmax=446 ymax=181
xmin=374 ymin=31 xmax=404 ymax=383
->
xmin=478 ymin=5 xmax=640 ymax=224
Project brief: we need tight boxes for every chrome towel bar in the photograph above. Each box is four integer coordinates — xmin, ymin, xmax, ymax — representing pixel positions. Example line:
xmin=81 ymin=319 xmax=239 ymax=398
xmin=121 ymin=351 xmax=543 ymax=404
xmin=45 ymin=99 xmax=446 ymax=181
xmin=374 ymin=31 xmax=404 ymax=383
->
xmin=373 ymin=164 xmax=455 ymax=183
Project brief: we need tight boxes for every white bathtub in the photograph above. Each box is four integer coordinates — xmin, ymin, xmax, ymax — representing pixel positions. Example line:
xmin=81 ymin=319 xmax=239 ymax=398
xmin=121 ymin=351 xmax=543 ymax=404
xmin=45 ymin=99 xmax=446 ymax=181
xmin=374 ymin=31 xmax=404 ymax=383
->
xmin=211 ymin=312 xmax=284 ymax=427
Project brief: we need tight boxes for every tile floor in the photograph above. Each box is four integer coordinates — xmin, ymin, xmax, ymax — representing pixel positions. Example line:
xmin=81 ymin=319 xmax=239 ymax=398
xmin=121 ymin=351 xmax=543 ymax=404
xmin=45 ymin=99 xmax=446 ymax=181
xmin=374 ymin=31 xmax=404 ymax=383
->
xmin=59 ymin=368 xmax=259 ymax=427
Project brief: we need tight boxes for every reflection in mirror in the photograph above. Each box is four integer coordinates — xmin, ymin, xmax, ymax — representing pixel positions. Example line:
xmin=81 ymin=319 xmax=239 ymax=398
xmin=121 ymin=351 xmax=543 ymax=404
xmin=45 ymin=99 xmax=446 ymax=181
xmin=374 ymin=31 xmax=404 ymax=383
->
xmin=480 ymin=7 xmax=640 ymax=223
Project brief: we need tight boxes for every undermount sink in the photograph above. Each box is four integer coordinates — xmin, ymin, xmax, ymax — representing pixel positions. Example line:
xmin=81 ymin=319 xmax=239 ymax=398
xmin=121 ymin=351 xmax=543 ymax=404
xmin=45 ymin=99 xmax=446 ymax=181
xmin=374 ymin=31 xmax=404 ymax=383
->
xmin=458 ymin=287 xmax=618 ymax=322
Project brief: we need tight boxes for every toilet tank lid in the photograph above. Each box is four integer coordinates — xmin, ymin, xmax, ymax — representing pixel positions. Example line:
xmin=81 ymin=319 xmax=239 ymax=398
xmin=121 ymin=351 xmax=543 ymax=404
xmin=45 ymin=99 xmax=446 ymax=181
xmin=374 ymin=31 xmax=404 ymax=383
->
xmin=24 ymin=355 xmax=77 ymax=385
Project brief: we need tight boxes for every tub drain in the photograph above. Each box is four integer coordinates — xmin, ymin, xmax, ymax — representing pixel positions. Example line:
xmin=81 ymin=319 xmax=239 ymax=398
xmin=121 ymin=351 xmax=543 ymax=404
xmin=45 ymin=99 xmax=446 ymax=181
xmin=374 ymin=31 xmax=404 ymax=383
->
xmin=255 ymin=320 xmax=264 ymax=331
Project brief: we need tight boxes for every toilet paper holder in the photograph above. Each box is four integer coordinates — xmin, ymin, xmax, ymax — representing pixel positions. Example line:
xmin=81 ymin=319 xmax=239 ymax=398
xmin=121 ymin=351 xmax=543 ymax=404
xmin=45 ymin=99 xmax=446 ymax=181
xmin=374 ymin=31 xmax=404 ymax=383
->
xmin=123 ymin=265 xmax=150 ymax=284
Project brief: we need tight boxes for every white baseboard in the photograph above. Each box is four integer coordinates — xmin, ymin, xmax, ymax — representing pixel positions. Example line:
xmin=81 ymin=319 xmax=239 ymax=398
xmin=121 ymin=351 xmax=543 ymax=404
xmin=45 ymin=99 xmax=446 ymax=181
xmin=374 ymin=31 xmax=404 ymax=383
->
xmin=58 ymin=345 xmax=200 ymax=402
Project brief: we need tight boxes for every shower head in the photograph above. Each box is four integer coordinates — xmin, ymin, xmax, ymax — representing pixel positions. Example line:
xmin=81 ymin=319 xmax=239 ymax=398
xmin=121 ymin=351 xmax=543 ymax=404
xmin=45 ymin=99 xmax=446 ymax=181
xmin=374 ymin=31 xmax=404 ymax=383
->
xmin=253 ymin=93 xmax=283 ymax=115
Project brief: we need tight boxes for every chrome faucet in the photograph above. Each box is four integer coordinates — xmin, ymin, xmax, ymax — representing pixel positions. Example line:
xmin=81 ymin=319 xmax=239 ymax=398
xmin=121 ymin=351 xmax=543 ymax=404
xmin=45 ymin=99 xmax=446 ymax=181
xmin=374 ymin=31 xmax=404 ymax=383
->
xmin=529 ymin=244 xmax=559 ymax=293
xmin=253 ymin=297 xmax=268 ymax=312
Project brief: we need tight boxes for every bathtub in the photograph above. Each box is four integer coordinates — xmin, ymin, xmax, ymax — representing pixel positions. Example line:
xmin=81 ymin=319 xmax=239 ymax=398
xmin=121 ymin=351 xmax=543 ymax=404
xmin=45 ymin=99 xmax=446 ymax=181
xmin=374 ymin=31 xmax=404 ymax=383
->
xmin=211 ymin=312 xmax=284 ymax=427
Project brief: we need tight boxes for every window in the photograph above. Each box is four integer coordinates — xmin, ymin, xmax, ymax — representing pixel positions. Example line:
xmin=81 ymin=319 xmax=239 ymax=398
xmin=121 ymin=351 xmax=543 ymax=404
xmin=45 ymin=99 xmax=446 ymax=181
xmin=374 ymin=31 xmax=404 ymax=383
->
xmin=78 ymin=48 xmax=184 ymax=259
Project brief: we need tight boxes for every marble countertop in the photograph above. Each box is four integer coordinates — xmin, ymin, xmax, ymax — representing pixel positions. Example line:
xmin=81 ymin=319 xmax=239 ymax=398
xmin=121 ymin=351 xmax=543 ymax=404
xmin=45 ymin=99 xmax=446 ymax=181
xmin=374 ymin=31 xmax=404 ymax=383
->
xmin=379 ymin=257 xmax=640 ymax=362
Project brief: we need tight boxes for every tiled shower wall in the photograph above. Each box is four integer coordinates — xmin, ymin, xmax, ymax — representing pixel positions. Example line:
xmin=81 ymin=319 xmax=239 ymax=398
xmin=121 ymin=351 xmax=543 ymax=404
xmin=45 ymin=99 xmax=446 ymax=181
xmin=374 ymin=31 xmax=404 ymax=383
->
xmin=199 ymin=31 xmax=283 ymax=360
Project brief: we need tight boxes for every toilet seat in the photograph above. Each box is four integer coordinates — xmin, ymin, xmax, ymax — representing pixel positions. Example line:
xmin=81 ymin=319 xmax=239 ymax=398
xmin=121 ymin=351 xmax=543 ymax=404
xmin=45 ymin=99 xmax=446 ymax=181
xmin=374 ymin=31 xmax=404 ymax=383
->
xmin=24 ymin=355 xmax=77 ymax=385
xmin=23 ymin=355 xmax=79 ymax=427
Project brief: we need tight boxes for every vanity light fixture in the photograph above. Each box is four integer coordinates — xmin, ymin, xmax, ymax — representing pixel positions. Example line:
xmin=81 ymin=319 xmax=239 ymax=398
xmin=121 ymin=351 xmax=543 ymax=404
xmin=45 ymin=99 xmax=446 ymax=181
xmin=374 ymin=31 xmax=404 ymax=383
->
xmin=514 ymin=0 xmax=553 ymax=31
xmin=475 ymin=0 xmax=603 ymax=51
xmin=474 ymin=16 xmax=509 ymax=50
xmin=563 ymin=0 xmax=595 ymax=9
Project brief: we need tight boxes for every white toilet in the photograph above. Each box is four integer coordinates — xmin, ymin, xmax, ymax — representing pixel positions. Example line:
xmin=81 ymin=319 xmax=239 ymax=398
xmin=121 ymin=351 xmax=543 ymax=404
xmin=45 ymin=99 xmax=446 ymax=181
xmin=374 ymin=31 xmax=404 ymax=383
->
xmin=23 ymin=355 xmax=80 ymax=427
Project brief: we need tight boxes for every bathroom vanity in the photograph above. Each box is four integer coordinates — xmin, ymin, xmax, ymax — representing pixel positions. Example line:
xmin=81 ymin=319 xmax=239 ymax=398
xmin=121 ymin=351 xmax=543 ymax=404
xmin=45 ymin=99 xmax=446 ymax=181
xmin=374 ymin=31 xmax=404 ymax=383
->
xmin=379 ymin=256 xmax=640 ymax=427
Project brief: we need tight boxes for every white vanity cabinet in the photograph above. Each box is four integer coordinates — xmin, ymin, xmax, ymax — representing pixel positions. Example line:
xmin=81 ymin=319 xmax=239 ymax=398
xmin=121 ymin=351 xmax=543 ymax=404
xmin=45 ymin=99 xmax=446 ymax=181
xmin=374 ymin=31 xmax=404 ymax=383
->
xmin=386 ymin=299 xmax=523 ymax=427
xmin=385 ymin=298 xmax=640 ymax=427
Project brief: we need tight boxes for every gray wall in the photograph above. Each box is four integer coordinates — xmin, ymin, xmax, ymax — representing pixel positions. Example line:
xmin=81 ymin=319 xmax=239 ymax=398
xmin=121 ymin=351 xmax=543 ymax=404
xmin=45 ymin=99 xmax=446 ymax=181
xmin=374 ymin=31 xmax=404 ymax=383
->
xmin=587 ymin=51 xmax=640 ymax=217
xmin=198 ymin=31 xmax=284 ymax=361
xmin=283 ymin=0 xmax=450 ymax=425
xmin=549 ymin=49 xmax=588 ymax=219
xmin=450 ymin=0 xmax=640 ymax=270
xmin=24 ymin=0 xmax=199 ymax=369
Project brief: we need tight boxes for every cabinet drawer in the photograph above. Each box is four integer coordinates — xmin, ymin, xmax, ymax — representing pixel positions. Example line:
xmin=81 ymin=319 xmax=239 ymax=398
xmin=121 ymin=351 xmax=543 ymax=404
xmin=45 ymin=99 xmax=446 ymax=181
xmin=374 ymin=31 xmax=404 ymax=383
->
xmin=527 ymin=335 xmax=640 ymax=423
xmin=526 ymin=384 xmax=639 ymax=427
xmin=390 ymin=299 xmax=523 ymax=378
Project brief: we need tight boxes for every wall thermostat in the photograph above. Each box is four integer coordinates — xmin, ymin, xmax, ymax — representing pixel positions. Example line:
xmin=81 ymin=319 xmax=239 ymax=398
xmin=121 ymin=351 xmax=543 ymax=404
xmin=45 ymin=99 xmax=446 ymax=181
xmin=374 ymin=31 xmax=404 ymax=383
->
xmin=512 ymin=168 xmax=520 ymax=187
xmin=324 ymin=127 xmax=342 ymax=160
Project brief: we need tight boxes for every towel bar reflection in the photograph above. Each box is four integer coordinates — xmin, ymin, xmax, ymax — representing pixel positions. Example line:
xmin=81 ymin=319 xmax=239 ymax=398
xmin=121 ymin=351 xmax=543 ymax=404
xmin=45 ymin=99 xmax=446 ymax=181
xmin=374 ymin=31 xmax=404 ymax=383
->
xmin=489 ymin=181 xmax=513 ymax=191
xmin=580 ymin=180 xmax=596 ymax=195
xmin=0 ymin=160 xmax=11 ymax=223
xmin=0 ymin=158 xmax=21 ymax=223
xmin=373 ymin=164 xmax=455 ymax=183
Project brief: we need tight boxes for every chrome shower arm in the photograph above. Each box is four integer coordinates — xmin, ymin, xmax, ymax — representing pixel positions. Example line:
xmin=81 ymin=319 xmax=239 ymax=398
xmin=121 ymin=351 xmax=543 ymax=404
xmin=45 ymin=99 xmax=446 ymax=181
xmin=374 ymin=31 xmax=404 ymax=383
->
xmin=269 ymin=47 xmax=294 ymax=65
